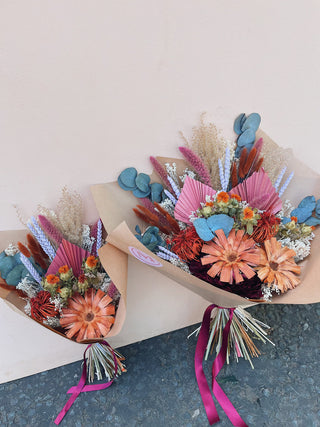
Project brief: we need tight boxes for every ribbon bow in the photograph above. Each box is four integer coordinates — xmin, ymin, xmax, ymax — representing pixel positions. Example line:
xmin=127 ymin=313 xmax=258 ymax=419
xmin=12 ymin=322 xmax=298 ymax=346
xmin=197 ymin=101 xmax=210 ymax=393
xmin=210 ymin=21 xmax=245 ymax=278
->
xmin=54 ymin=340 xmax=117 ymax=425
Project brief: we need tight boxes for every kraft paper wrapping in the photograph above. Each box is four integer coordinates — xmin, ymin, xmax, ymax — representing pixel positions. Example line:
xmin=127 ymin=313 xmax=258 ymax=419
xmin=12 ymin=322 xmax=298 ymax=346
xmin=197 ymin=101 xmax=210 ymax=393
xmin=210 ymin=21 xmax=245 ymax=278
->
xmin=91 ymin=130 xmax=320 ymax=307
xmin=0 ymin=229 xmax=128 ymax=342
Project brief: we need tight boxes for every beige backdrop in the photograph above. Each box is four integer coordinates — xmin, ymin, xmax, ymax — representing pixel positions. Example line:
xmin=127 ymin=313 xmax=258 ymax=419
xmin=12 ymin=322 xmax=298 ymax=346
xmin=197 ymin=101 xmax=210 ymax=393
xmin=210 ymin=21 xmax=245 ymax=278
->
xmin=1 ymin=0 xmax=320 ymax=382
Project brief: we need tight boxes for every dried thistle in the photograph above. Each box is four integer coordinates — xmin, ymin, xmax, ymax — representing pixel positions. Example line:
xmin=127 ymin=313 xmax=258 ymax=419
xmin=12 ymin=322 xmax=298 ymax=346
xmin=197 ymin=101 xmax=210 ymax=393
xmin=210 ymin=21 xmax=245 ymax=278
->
xmin=180 ymin=113 xmax=231 ymax=190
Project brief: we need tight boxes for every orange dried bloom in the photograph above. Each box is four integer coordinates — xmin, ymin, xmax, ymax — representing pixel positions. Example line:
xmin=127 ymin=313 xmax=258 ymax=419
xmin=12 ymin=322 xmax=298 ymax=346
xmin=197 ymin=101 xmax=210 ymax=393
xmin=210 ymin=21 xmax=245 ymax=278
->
xmin=291 ymin=216 xmax=298 ymax=223
xmin=60 ymin=288 xmax=115 ymax=342
xmin=86 ymin=256 xmax=98 ymax=268
xmin=58 ymin=265 xmax=69 ymax=274
xmin=230 ymin=194 xmax=241 ymax=202
xmin=46 ymin=274 xmax=60 ymax=284
xmin=205 ymin=201 xmax=214 ymax=207
xmin=243 ymin=207 xmax=254 ymax=219
xmin=171 ymin=226 xmax=203 ymax=261
xmin=257 ymin=238 xmax=300 ymax=293
xmin=201 ymin=229 xmax=260 ymax=284
xmin=216 ymin=192 xmax=229 ymax=204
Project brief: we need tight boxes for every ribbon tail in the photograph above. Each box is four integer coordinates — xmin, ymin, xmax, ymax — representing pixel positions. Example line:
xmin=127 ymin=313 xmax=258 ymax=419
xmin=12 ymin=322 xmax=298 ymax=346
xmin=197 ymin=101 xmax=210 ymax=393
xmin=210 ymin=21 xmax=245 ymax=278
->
xmin=211 ymin=309 xmax=248 ymax=427
xmin=67 ymin=381 xmax=113 ymax=394
xmin=54 ymin=390 xmax=82 ymax=425
xmin=195 ymin=304 xmax=220 ymax=425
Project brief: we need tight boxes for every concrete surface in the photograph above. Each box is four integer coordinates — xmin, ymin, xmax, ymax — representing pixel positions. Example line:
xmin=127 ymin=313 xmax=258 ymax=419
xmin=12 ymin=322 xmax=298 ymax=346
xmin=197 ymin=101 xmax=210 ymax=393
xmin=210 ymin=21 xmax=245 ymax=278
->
xmin=0 ymin=303 xmax=319 ymax=427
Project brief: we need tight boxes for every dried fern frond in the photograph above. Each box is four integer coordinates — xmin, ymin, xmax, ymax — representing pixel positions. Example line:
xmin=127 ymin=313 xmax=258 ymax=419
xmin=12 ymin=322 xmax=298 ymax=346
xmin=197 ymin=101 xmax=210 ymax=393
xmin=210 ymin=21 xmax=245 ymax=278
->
xmin=56 ymin=186 xmax=83 ymax=245
xmin=180 ymin=113 xmax=232 ymax=190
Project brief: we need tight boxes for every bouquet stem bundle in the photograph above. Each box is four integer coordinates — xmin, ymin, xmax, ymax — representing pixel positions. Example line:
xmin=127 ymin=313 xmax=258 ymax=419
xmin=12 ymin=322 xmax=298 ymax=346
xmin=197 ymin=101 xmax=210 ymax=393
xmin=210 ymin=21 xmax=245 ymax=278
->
xmin=86 ymin=342 xmax=126 ymax=383
xmin=188 ymin=306 xmax=274 ymax=369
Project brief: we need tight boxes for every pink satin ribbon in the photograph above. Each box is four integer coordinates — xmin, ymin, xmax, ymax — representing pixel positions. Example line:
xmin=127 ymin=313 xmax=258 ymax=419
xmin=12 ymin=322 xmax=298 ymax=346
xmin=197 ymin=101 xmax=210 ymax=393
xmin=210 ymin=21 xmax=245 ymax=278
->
xmin=54 ymin=341 xmax=117 ymax=425
xmin=195 ymin=304 xmax=248 ymax=427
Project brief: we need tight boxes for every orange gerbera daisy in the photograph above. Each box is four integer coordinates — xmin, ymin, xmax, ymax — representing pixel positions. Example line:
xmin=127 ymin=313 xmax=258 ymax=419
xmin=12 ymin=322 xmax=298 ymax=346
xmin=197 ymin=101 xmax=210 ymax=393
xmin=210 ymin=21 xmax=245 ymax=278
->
xmin=257 ymin=238 xmax=300 ymax=293
xmin=216 ymin=191 xmax=229 ymax=204
xmin=60 ymin=288 xmax=115 ymax=342
xmin=201 ymin=229 xmax=260 ymax=284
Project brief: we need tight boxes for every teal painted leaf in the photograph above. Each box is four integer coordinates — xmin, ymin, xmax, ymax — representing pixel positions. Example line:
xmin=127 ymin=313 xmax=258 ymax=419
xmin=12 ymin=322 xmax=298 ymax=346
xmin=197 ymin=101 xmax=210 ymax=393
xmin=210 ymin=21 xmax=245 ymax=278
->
xmin=207 ymin=214 xmax=234 ymax=237
xmin=135 ymin=173 xmax=151 ymax=192
xmin=193 ymin=218 xmax=214 ymax=241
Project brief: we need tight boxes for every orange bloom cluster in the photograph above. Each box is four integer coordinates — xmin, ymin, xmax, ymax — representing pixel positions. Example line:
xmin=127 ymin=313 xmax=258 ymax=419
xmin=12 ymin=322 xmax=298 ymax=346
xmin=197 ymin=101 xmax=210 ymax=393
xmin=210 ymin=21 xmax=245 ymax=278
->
xmin=58 ymin=265 xmax=69 ymax=274
xmin=86 ymin=256 xmax=98 ymax=268
xmin=46 ymin=274 xmax=60 ymax=285
xmin=230 ymin=194 xmax=241 ymax=202
xmin=216 ymin=192 xmax=229 ymax=204
xmin=243 ymin=207 xmax=254 ymax=219
xmin=201 ymin=229 xmax=260 ymax=284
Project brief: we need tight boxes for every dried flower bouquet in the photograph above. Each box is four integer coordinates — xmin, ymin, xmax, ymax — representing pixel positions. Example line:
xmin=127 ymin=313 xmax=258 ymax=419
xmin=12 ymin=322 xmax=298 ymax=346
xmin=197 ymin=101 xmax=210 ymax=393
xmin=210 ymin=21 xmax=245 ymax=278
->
xmin=0 ymin=188 xmax=127 ymax=424
xmin=92 ymin=114 xmax=320 ymax=426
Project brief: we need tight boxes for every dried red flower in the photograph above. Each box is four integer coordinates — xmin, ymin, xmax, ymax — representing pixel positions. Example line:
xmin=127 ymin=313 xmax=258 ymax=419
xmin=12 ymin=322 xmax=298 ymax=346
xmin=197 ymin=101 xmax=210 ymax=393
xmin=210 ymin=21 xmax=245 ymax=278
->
xmin=251 ymin=212 xmax=281 ymax=244
xmin=78 ymin=273 xmax=87 ymax=283
xmin=171 ymin=226 xmax=204 ymax=261
xmin=30 ymin=290 xmax=59 ymax=322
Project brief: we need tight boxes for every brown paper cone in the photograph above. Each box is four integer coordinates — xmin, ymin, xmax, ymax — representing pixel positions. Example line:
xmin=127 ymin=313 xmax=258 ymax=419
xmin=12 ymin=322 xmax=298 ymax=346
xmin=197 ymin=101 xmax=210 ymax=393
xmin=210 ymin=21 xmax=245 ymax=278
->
xmin=0 ymin=229 xmax=128 ymax=342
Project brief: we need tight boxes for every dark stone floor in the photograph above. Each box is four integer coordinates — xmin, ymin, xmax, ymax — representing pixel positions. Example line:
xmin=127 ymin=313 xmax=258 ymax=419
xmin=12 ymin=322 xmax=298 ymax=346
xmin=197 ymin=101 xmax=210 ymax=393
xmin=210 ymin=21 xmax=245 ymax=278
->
xmin=0 ymin=304 xmax=319 ymax=427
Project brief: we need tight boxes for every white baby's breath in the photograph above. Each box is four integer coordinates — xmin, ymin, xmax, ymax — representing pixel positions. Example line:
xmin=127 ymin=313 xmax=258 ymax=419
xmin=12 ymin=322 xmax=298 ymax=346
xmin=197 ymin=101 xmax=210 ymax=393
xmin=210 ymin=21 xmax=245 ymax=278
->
xmin=4 ymin=243 xmax=19 ymax=256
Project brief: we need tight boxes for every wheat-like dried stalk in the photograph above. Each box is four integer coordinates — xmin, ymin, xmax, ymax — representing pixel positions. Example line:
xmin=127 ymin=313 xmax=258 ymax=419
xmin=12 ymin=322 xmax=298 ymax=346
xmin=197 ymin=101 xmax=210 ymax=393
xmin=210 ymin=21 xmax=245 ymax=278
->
xmin=180 ymin=113 xmax=231 ymax=190
xmin=260 ymin=139 xmax=291 ymax=184
xmin=55 ymin=186 xmax=83 ymax=245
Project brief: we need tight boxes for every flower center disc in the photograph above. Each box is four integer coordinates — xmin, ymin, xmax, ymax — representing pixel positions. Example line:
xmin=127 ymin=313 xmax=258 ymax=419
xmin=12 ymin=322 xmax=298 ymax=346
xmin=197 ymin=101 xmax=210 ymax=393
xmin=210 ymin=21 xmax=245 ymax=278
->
xmin=269 ymin=261 xmax=279 ymax=271
xmin=228 ymin=252 xmax=238 ymax=262
xmin=85 ymin=312 xmax=94 ymax=322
